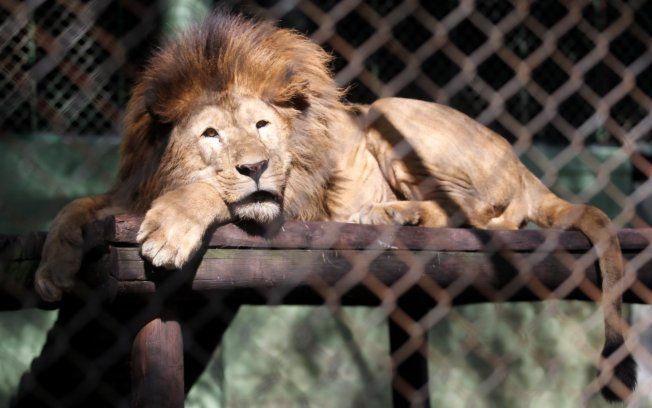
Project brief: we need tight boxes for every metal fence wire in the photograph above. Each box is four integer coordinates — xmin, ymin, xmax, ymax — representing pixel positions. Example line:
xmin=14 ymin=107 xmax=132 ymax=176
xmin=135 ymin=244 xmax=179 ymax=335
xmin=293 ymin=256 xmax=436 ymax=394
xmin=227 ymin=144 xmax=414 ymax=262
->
xmin=2 ymin=0 xmax=652 ymax=406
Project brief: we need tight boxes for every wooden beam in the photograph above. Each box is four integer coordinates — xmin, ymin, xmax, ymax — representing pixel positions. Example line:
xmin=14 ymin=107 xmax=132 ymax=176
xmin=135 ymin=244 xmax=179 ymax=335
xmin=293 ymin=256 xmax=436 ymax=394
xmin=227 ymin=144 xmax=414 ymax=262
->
xmin=108 ymin=214 xmax=652 ymax=252
xmin=131 ymin=314 xmax=184 ymax=408
xmin=109 ymin=246 xmax=652 ymax=305
xmin=2 ymin=216 xmax=652 ymax=309
xmin=0 ymin=231 xmax=50 ymax=309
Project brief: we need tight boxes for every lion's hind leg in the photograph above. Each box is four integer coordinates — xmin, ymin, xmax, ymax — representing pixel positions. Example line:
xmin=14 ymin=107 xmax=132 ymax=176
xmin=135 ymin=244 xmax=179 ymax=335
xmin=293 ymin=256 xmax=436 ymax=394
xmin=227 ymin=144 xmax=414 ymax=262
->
xmin=35 ymin=195 xmax=115 ymax=301
xmin=347 ymin=200 xmax=468 ymax=227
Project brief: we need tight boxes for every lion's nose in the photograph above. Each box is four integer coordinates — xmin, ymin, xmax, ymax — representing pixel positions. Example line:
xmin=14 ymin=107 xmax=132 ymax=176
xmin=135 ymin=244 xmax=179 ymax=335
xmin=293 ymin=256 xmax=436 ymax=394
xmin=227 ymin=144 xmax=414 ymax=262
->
xmin=236 ymin=160 xmax=268 ymax=179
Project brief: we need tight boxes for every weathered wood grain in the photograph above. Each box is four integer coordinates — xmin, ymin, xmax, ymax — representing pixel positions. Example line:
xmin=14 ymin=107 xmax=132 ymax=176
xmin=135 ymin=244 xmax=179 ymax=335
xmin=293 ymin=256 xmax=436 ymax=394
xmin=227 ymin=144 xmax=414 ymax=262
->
xmin=107 ymin=214 xmax=652 ymax=252
xmin=131 ymin=315 xmax=184 ymax=408
xmin=109 ymin=246 xmax=652 ymax=304
xmin=0 ymin=231 xmax=49 ymax=309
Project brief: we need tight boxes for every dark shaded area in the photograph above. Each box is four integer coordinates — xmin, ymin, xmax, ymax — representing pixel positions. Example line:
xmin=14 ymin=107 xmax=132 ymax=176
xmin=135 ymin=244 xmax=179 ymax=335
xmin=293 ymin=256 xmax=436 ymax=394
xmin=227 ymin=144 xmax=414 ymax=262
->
xmin=3 ymin=0 xmax=161 ymax=135
xmin=4 ymin=0 xmax=650 ymax=146
xmin=389 ymin=287 xmax=434 ymax=407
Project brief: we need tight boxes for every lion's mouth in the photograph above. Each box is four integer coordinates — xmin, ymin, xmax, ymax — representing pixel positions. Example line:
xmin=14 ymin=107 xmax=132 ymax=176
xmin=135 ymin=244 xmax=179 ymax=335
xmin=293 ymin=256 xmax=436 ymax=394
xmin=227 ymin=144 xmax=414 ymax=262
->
xmin=231 ymin=190 xmax=282 ymax=224
xmin=236 ymin=190 xmax=281 ymax=206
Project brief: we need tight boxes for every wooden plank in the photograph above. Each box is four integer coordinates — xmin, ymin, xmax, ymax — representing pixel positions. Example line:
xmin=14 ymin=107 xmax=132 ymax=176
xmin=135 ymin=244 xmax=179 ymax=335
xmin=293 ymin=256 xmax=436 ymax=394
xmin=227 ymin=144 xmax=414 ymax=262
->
xmin=2 ymin=216 xmax=652 ymax=308
xmin=113 ymin=247 xmax=558 ymax=288
xmin=108 ymin=214 xmax=652 ymax=252
xmin=0 ymin=231 xmax=51 ymax=309
xmin=111 ymin=247 xmax=652 ymax=304
xmin=131 ymin=315 xmax=184 ymax=408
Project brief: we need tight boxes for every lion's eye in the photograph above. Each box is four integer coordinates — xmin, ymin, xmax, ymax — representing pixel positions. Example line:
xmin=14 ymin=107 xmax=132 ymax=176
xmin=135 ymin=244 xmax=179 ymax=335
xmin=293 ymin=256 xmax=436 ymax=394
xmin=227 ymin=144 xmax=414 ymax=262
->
xmin=202 ymin=127 xmax=219 ymax=138
xmin=256 ymin=120 xmax=270 ymax=129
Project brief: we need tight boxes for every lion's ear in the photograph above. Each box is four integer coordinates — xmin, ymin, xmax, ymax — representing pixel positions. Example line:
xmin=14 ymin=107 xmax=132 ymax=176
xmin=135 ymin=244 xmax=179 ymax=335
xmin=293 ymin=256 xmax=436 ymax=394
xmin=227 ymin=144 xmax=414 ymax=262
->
xmin=287 ymin=89 xmax=310 ymax=112
xmin=144 ymin=88 xmax=158 ymax=119
xmin=144 ymin=86 xmax=173 ymax=124
xmin=274 ymin=76 xmax=310 ymax=112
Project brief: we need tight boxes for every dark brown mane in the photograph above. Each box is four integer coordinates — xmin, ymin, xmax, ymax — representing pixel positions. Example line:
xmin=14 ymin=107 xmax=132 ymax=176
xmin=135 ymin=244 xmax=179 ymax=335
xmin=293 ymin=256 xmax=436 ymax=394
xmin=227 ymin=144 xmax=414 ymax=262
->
xmin=143 ymin=13 xmax=338 ymax=121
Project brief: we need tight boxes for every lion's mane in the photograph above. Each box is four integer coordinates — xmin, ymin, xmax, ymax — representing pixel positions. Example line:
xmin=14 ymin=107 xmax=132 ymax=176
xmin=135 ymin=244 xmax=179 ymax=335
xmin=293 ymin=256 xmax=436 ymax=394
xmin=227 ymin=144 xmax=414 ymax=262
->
xmin=114 ymin=13 xmax=344 ymax=220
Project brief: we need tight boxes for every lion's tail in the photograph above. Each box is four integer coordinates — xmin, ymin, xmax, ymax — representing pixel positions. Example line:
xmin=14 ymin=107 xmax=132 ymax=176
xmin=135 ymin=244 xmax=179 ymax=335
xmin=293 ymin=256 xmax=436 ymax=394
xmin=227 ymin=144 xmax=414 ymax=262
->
xmin=530 ymin=192 xmax=636 ymax=402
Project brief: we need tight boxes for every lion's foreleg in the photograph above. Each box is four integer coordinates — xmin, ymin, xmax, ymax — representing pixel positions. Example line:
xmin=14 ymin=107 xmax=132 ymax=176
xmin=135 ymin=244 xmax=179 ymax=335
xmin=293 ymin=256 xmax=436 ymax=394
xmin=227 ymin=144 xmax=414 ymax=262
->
xmin=137 ymin=182 xmax=230 ymax=269
xmin=35 ymin=195 xmax=117 ymax=301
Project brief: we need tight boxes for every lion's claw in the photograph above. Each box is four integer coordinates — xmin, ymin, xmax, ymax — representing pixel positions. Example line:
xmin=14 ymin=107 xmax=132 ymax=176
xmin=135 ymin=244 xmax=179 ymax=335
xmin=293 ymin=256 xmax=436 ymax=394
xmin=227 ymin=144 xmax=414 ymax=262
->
xmin=137 ymin=204 xmax=206 ymax=269
xmin=34 ymin=261 xmax=77 ymax=302
xmin=34 ymin=228 xmax=83 ymax=302
xmin=35 ymin=268 xmax=63 ymax=302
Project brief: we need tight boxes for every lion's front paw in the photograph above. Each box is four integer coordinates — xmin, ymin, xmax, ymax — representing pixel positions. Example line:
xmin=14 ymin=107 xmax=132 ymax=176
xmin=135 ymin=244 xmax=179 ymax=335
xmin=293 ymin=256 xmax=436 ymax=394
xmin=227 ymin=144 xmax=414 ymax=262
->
xmin=347 ymin=203 xmax=420 ymax=226
xmin=35 ymin=262 xmax=76 ymax=302
xmin=137 ymin=203 xmax=207 ymax=269
xmin=35 ymin=230 xmax=82 ymax=302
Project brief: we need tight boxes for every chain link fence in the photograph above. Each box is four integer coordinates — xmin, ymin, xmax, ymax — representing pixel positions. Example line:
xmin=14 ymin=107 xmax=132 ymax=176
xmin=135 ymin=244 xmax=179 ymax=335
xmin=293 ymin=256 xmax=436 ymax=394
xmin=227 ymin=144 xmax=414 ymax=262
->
xmin=1 ymin=0 xmax=652 ymax=406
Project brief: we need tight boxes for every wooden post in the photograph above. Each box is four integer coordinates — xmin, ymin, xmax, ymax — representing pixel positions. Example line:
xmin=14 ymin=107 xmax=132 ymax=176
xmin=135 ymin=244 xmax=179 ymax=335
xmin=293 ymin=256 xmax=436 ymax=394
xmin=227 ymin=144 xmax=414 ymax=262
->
xmin=389 ymin=291 xmax=432 ymax=408
xmin=131 ymin=314 xmax=184 ymax=408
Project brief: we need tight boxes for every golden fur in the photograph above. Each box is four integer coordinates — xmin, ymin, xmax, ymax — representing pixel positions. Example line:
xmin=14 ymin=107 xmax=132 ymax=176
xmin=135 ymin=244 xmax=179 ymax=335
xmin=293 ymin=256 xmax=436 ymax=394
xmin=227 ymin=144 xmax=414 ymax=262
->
xmin=35 ymin=13 xmax=634 ymax=401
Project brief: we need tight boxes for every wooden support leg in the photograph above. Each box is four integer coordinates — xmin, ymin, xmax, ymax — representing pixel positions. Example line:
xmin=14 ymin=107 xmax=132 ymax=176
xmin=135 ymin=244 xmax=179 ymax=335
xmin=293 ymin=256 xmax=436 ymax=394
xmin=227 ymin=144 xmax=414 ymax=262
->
xmin=389 ymin=291 xmax=431 ymax=408
xmin=131 ymin=315 xmax=184 ymax=408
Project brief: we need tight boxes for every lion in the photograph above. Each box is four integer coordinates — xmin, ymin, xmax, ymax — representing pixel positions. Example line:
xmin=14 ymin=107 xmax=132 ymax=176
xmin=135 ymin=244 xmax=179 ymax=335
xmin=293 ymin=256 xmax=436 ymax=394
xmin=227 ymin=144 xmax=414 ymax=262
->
xmin=34 ymin=12 xmax=634 ymax=401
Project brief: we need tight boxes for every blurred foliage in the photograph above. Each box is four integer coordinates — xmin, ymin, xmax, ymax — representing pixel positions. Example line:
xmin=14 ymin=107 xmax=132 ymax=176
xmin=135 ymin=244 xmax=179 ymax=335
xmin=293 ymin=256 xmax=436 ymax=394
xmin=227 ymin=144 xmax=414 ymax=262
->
xmin=0 ymin=135 xmax=118 ymax=234
xmin=428 ymin=302 xmax=615 ymax=407
xmin=0 ymin=309 xmax=57 ymax=407
xmin=188 ymin=306 xmax=391 ymax=408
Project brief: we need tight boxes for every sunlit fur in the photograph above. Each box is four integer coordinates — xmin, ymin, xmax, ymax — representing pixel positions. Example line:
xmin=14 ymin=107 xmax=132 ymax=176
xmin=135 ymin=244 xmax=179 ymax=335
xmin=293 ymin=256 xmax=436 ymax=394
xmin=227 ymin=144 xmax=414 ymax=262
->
xmin=167 ymin=100 xmax=290 ymax=223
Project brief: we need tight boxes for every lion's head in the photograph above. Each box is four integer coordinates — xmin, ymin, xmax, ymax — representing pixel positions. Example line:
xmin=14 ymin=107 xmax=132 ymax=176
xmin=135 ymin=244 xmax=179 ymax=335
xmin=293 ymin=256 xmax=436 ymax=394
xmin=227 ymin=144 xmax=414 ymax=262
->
xmin=114 ymin=12 xmax=345 ymax=224
xmin=166 ymin=95 xmax=297 ymax=223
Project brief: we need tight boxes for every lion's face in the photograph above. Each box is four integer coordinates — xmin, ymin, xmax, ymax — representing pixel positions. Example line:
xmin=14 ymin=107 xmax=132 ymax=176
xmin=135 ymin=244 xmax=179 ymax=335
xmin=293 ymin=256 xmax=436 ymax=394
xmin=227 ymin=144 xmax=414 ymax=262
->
xmin=171 ymin=95 xmax=293 ymax=223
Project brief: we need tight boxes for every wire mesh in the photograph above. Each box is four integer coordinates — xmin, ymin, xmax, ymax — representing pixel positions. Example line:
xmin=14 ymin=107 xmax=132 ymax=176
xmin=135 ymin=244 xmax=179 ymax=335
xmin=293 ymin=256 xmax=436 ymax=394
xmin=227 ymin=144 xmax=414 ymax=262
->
xmin=1 ymin=0 xmax=652 ymax=406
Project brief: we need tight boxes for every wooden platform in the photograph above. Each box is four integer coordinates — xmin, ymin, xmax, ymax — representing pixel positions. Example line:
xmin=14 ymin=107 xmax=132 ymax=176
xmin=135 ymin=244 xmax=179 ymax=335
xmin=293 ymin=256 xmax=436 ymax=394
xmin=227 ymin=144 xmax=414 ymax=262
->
xmin=2 ymin=215 xmax=652 ymax=407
